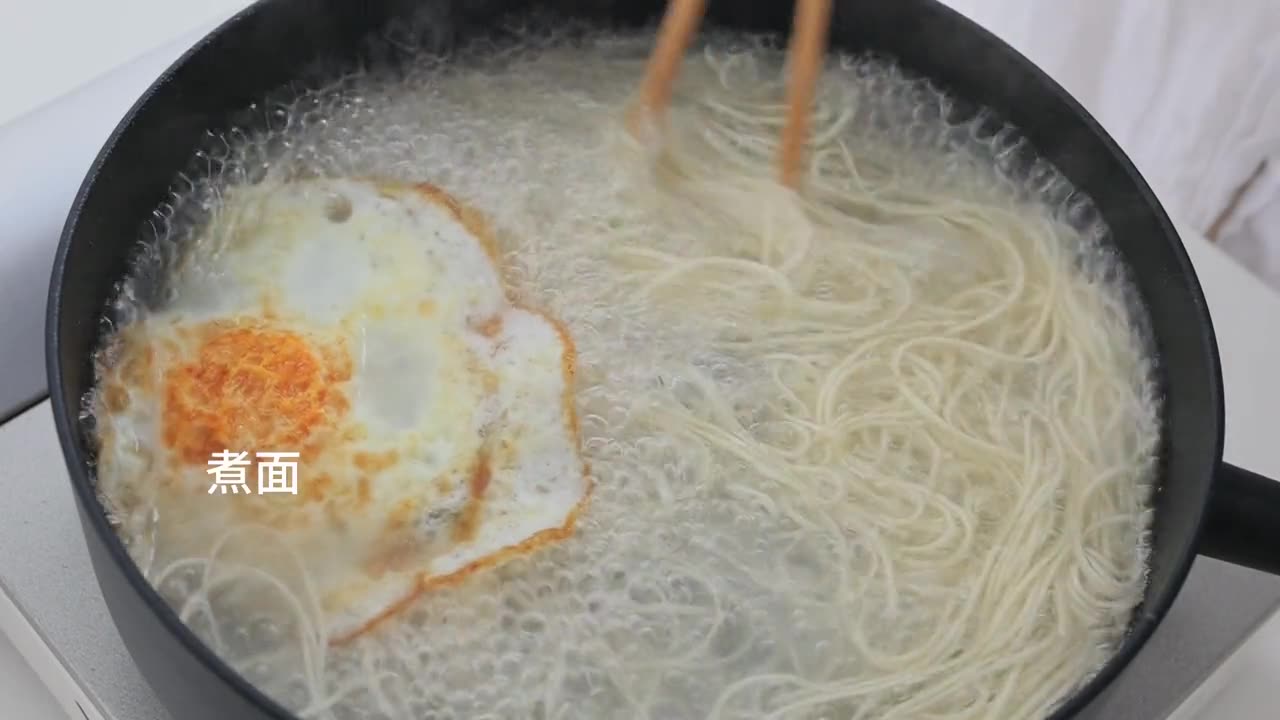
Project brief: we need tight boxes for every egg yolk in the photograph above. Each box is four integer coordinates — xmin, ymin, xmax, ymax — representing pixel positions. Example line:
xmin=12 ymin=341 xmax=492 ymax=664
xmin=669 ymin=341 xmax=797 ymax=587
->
xmin=162 ymin=325 xmax=347 ymax=464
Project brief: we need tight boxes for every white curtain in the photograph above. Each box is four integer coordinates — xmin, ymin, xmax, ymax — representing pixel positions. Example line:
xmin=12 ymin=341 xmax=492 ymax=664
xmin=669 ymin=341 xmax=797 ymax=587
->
xmin=938 ymin=0 xmax=1280 ymax=290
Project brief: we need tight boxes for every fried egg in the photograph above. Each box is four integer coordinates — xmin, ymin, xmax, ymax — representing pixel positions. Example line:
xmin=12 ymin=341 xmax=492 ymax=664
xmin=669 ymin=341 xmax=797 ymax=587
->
xmin=94 ymin=178 xmax=590 ymax=643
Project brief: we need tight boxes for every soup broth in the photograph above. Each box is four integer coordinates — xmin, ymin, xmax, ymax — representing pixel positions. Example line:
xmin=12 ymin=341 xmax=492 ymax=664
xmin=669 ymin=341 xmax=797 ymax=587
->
xmin=88 ymin=25 xmax=1160 ymax=720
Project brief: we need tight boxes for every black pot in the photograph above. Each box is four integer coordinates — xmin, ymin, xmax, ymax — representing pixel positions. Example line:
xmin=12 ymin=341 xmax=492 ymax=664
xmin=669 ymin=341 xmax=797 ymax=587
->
xmin=45 ymin=1 xmax=1280 ymax=718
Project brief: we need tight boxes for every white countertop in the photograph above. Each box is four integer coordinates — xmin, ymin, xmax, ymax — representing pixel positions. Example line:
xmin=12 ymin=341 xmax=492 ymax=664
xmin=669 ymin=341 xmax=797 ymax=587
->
xmin=2 ymin=2 xmax=1279 ymax=718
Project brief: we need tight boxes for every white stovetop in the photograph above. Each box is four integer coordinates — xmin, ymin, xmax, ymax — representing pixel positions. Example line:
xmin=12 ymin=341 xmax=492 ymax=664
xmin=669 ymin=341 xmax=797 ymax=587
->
xmin=2 ymin=2 xmax=1279 ymax=718
xmin=0 ymin=8 xmax=259 ymax=719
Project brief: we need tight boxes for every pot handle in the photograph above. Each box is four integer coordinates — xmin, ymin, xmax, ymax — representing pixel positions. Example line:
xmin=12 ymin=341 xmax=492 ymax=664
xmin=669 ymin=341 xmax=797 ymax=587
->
xmin=1199 ymin=462 xmax=1280 ymax=575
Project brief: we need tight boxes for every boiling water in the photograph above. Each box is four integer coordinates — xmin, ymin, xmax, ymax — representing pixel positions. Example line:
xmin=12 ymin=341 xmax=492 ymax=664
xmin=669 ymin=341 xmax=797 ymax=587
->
xmin=90 ymin=25 xmax=1160 ymax=720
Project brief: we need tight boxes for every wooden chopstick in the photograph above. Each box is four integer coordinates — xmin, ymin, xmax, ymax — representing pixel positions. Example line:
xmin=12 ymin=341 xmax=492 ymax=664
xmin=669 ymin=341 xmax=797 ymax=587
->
xmin=630 ymin=0 xmax=708 ymax=134
xmin=631 ymin=0 xmax=834 ymax=190
xmin=778 ymin=0 xmax=834 ymax=189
